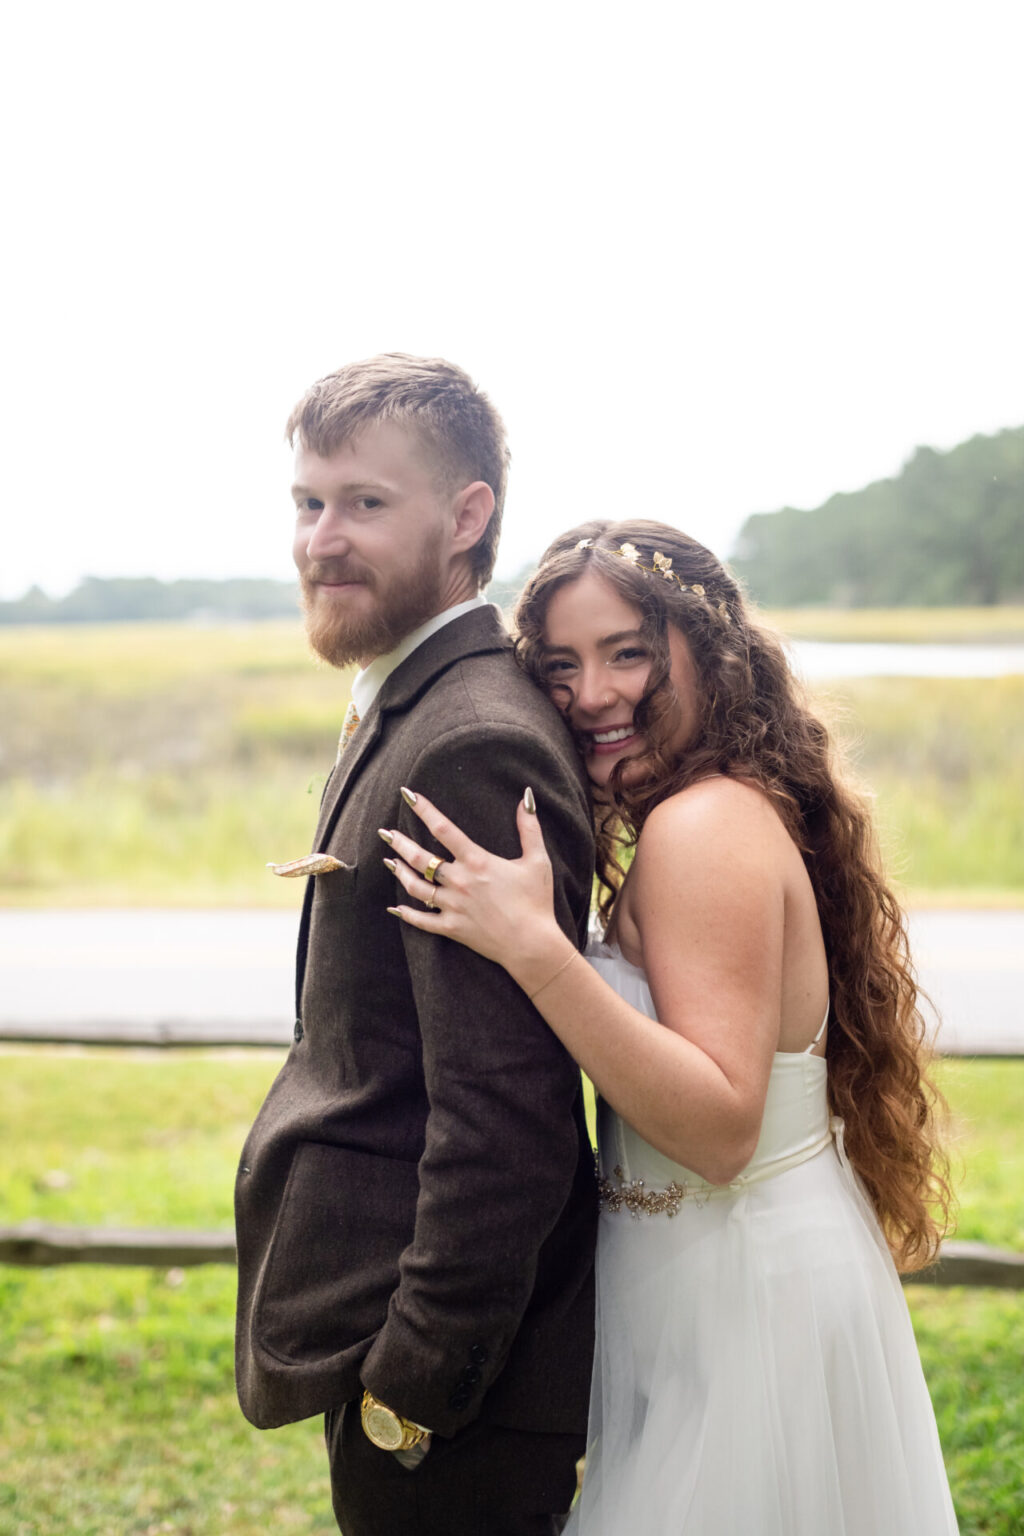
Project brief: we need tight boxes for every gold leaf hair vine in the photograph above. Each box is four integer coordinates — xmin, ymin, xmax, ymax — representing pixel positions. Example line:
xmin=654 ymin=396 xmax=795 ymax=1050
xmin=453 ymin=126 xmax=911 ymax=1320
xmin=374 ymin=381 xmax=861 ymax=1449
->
xmin=573 ymin=538 xmax=730 ymax=622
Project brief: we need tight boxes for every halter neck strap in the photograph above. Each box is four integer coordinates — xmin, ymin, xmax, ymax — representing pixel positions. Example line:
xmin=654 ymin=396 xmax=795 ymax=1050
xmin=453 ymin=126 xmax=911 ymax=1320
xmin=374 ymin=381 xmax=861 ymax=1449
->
xmin=803 ymin=1003 xmax=830 ymax=1054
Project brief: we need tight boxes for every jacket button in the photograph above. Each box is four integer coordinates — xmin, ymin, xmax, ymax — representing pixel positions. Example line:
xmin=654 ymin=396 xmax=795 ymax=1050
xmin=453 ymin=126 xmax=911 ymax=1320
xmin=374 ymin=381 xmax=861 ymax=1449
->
xmin=448 ymin=1387 xmax=471 ymax=1410
xmin=469 ymin=1344 xmax=487 ymax=1365
xmin=461 ymin=1365 xmax=481 ymax=1385
xmin=293 ymin=1019 xmax=304 ymax=1043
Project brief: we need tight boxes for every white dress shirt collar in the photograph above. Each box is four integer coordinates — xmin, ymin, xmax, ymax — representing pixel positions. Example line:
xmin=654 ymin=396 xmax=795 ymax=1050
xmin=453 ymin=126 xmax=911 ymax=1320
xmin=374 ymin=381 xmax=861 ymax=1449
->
xmin=349 ymin=594 xmax=489 ymax=717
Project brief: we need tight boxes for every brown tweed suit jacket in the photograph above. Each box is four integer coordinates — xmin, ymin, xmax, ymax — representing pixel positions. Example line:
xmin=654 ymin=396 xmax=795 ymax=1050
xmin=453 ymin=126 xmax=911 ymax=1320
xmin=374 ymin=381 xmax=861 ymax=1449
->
xmin=234 ymin=605 xmax=597 ymax=1437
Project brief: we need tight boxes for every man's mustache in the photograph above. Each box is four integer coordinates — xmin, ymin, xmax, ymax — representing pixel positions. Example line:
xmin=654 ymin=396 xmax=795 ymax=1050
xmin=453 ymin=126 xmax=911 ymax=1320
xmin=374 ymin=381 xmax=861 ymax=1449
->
xmin=302 ymin=561 xmax=374 ymax=589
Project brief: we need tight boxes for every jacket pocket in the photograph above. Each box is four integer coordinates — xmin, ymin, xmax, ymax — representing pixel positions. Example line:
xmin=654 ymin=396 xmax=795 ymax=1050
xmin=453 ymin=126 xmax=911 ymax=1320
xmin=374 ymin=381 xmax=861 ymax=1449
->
xmin=253 ymin=1141 xmax=420 ymax=1367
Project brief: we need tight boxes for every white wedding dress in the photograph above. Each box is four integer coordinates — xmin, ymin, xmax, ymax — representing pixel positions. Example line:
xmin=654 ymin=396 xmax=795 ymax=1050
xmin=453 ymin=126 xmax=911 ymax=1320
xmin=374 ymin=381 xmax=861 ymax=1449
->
xmin=566 ymin=942 xmax=959 ymax=1535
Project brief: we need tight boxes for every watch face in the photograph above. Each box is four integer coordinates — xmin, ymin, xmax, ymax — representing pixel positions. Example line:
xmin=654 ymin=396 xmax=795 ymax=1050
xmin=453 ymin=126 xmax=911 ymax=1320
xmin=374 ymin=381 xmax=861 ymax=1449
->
xmin=363 ymin=1403 xmax=404 ymax=1451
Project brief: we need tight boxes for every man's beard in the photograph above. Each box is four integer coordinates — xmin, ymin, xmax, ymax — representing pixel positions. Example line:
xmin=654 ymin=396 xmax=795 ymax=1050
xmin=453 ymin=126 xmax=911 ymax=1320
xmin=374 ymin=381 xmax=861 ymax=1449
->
xmin=299 ymin=537 xmax=447 ymax=669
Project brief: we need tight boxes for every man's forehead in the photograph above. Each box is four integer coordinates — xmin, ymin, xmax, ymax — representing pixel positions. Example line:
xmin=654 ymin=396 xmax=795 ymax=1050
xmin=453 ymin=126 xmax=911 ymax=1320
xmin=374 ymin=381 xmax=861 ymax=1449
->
xmin=296 ymin=417 xmax=431 ymax=466
xmin=293 ymin=418 xmax=449 ymax=492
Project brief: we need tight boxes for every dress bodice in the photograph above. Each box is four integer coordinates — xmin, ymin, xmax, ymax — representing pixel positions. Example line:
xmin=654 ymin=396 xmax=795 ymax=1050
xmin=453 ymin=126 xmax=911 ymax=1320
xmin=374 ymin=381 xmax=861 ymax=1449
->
xmin=587 ymin=941 xmax=833 ymax=1199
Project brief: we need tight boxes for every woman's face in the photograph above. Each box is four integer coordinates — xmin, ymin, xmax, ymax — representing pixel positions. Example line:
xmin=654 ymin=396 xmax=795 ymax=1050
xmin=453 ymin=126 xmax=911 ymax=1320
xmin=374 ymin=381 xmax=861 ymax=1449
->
xmin=541 ymin=569 xmax=700 ymax=792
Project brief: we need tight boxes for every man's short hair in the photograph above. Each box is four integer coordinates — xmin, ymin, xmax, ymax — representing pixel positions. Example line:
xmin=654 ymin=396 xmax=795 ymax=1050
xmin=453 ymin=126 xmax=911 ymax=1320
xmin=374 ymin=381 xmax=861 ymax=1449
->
xmin=285 ymin=353 xmax=509 ymax=587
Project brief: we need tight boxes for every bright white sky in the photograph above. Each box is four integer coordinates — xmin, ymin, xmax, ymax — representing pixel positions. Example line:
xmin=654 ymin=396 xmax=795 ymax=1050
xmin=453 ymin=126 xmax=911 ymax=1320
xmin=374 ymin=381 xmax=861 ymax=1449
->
xmin=2 ymin=0 xmax=1021 ymax=599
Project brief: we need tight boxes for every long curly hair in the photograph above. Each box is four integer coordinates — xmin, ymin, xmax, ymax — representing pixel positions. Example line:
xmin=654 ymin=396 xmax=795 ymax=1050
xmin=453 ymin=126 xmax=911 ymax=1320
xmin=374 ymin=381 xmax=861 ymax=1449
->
xmin=513 ymin=518 xmax=953 ymax=1272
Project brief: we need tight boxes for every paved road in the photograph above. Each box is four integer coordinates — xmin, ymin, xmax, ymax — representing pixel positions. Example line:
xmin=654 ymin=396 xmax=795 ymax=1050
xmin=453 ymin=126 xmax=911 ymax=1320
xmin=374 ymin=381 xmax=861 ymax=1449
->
xmin=1 ymin=908 xmax=1021 ymax=1054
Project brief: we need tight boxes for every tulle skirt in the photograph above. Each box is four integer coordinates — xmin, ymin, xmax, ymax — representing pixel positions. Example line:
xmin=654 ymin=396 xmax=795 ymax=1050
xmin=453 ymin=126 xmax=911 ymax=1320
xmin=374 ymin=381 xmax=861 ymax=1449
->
xmin=566 ymin=1140 xmax=958 ymax=1535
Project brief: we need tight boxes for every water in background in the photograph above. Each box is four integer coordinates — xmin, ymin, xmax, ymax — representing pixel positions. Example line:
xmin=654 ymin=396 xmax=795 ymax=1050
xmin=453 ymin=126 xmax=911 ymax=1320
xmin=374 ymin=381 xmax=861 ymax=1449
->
xmin=789 ymin=641 xmax=1024 ymax=679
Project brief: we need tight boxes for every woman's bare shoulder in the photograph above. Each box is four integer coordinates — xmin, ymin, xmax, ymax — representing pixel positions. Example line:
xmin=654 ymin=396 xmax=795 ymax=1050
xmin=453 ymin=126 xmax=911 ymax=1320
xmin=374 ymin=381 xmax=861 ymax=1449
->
xmin=641 ymin=775 xmax=784 ymax=847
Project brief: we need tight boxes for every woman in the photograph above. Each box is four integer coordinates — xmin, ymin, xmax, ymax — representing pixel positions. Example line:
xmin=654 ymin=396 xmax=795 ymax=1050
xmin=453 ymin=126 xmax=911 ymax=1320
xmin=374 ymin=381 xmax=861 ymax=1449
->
xmin=381 ymin=519 xmax=958 ymax=1534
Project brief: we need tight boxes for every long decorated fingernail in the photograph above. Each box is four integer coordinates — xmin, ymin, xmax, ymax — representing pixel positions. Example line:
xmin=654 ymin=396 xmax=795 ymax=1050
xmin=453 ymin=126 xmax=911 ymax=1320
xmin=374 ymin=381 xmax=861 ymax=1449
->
xmin=524 ymin=786 xmax=536 ymax=814
xmin=400 ymin=786 xmax=418 ymax=807
xmin=387 ymin=906 xmax=404 ymax=918
xmin=383 ymin=857 xmax=398 ymax=874
xmin=378 ymin=828 xmax=394 ymax=845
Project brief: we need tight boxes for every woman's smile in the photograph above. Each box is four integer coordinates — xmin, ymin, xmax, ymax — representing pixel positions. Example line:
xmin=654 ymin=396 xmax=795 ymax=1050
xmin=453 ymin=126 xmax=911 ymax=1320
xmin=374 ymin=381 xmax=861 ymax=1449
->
xmin=584 ymin=724 xmax=643 ymax=755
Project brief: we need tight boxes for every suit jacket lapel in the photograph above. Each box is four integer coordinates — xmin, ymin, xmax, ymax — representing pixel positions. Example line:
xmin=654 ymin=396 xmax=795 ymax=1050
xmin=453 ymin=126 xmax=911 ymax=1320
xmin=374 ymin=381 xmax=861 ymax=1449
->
xmin=294 ymin=605 xmax=511 ymax=1016
xmin=313 ymin=605 xmax=510 ymax=852
xmin=378 ymin=602 xmax=511 ymax=713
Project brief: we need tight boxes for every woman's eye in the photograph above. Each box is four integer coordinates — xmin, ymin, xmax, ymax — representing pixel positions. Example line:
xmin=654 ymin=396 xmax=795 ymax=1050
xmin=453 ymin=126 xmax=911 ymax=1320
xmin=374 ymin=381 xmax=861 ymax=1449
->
xmin=543 ymin=658 xmax=576 ymax=678
xmin=611 ymin=646 xmax=647 ymax=664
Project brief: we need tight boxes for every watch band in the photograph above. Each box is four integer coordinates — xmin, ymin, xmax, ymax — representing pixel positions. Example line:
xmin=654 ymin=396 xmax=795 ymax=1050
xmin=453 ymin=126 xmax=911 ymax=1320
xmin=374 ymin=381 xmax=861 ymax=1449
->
xmin=360 ymin=1390 xmax=430 ymax=1452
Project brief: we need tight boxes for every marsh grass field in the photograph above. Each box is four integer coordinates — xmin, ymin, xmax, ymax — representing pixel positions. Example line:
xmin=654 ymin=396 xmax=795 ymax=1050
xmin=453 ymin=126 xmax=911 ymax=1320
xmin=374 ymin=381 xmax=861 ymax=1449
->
xmin=1 ymin=611 xmax=1022 ymax=1533
xmin=767 ymin=604 xmax=1024 ymax=643
xmin=0 ymin=611 xmax=1023 ymax=906
xmin=0 ymin=1052 xmax=1021 ymax=1536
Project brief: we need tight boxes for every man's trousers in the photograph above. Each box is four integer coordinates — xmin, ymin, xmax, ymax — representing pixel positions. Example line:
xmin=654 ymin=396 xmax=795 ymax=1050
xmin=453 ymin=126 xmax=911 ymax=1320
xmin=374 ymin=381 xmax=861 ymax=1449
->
xmin=325 ymin=1400 xmax=584 ymax=1536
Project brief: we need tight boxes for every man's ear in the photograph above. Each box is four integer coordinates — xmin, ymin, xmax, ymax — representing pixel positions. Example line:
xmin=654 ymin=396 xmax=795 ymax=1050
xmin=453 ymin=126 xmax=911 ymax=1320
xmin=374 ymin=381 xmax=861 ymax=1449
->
xmin=450 ymin=481 xmax=495 ymax=557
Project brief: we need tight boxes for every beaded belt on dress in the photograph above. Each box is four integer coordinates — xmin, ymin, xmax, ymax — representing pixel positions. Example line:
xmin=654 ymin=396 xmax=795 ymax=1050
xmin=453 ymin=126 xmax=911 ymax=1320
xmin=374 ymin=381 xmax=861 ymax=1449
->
xmin=598 ymin=1117 xmax=849 ymax=1217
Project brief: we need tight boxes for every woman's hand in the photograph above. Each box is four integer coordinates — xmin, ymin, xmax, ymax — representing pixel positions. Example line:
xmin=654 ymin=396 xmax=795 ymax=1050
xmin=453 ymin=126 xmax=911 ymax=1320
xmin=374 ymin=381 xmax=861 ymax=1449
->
xmin=381 ymin=785 xmax=576 ymax=995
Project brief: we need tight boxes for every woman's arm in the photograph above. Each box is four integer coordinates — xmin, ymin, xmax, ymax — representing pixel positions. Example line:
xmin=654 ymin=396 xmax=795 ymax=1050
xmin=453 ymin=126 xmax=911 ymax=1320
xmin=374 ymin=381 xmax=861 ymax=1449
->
xmin=386 ymin=779 xmax=787 ymax=1184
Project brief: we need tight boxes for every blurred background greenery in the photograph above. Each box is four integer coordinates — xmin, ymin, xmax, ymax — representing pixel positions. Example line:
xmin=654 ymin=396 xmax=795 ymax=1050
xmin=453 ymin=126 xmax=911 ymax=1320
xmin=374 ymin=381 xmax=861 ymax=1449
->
xmin=1 ymin=610 xmax=1022 ymax=908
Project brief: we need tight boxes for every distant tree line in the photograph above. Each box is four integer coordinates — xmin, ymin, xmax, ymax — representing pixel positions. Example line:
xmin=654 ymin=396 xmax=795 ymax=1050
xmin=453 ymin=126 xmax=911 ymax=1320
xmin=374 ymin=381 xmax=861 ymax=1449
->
xmin=5 ymin=423 xmax=1020 ymax=621
xmin=0 ymin=572 xmax=533 ymax=625
xmin=730 ymin=425 xmax=1024 ymax=606
xmin=0 ymin=576 xmax=301 ymax=625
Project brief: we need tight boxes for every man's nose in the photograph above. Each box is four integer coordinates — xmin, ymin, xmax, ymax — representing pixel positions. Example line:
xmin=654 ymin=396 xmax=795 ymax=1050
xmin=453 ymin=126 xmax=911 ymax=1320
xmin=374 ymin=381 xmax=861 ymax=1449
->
xmin=304 ymin=506 xmax=350 ymax=562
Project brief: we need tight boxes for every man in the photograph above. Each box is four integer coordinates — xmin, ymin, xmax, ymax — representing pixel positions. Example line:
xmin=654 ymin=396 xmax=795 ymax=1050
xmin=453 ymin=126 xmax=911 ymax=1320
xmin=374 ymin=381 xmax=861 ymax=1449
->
xmin=234 ymin=354 xmax=597 ymax=1535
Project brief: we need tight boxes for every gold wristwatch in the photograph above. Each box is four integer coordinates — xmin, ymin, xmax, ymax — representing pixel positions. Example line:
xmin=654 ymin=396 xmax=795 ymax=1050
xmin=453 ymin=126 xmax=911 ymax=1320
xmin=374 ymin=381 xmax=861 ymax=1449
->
xmin=360 ymin=1390 xmax=429 ymax=1452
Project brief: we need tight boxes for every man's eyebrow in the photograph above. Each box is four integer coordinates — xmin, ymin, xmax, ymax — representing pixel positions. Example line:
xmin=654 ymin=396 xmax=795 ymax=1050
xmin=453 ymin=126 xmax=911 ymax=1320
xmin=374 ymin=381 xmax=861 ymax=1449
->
xmin=290 ymin=480 xmax=390 ymax=499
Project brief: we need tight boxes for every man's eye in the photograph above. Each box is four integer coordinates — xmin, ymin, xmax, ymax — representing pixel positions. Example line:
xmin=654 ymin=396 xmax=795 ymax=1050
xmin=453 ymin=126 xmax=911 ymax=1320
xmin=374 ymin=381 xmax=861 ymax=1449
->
xmin=356 ymin=496 xmax=383 ymax=511
xmin=299 ymin=497 xmax=325 ymax=513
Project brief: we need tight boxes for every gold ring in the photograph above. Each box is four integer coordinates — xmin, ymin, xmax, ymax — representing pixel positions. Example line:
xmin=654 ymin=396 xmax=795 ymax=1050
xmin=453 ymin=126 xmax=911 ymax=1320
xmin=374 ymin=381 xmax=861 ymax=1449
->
xmin=423 ymin=855 xmax=444 ymax=885
xmin=425 ymin=894 xmax=438 ymax=911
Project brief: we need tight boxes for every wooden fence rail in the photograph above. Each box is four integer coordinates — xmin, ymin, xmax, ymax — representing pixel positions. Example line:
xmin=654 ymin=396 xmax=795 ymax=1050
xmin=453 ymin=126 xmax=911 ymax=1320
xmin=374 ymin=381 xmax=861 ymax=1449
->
xmin=1 ymin=1223 xmax=1022 ymax=1289
xmin=4 ymin=1029 xmax=1020 ymax=1288
xmin=0 ymin=1222 xmax=236 ymax=1267
xmin=0 ymin=1020 xmax=289 ymax=1047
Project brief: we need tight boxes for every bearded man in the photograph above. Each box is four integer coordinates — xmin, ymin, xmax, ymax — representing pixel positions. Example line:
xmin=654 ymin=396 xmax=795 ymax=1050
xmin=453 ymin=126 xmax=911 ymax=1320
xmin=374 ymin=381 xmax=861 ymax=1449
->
xmin=234 ymin=354 xmax=597 ymax=1535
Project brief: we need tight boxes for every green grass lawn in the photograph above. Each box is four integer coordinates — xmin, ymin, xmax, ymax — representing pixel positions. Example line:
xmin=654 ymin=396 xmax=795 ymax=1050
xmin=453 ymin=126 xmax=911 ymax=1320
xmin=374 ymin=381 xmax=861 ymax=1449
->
xmin=0 ymin=1053 xmax=330 ymax=1536
xmin=906 ymin=1063 xmax=1024 ymax=1536
xmin=0 ymin=1052 xmax=1021 ymax=1534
